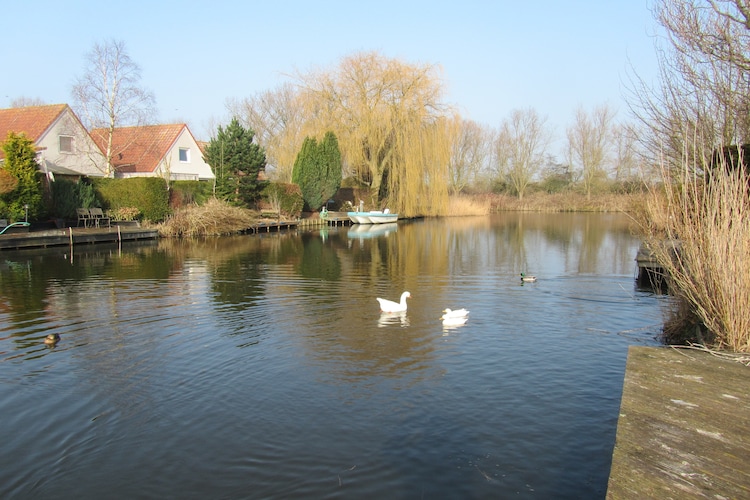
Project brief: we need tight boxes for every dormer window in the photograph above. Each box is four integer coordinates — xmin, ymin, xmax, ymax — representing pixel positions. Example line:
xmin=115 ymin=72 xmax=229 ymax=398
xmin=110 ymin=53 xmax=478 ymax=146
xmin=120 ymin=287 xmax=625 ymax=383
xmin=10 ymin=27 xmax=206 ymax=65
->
xmin=179 ymin=148 xmax=190 ymax=162
xmin=59 ymin=135 xmax=74 ymax=153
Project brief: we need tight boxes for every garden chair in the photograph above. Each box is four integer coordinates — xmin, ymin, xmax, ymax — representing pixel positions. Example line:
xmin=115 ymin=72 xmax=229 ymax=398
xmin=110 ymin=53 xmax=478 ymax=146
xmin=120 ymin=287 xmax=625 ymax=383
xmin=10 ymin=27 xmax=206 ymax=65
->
xmin=88 ymin=207 xmax=111 ymax=228
xmin=77 ymin=208 xmax=92 ymax=227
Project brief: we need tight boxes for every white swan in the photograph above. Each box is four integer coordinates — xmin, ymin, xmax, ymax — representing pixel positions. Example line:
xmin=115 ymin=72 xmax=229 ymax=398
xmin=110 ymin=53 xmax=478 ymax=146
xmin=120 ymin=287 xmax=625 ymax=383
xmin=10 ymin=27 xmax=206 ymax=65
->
xmin=376 ymin=291 xmax=411 ymax=313
xmin=442 ymin=308 xmax=469 ymax=319
xmin=441 ymin=316 xmax=469 ymax=327
xmin=520 ymin=273 xmax=537 ymax=282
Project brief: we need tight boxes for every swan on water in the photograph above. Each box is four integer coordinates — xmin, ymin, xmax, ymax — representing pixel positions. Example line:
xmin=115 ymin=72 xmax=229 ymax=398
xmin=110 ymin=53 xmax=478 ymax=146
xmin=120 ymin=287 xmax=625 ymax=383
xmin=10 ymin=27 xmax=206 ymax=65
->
xmin=442 ymin=308 xmax=469 ymax=319
xmin=376 ymin=291 xmax=411 ymax=313
xmin=440 ymin=316 xmax=469 ymax=327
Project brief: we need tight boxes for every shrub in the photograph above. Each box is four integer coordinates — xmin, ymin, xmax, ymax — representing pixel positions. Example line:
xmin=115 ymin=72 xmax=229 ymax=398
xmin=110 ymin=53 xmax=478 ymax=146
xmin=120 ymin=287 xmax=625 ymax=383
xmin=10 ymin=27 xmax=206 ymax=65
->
xmin=261 ymin=182 xmax=303 ymax=218
xmin=639 ymin=155 xmax=750 ymax=352
xmin=170 ymin=180 xmax=213 ymax=208
xmin=0 ymin=132 xmax=45 ymax=221
xmin=49 ymin=178 xmax=98 ymax=219
xmin=158 ymin=198 xmax=256 ymax=237
xmin=93 ymin=177 xmax=171 ymax=222
xmin=107 ymin=207 xmax=141 ymax=221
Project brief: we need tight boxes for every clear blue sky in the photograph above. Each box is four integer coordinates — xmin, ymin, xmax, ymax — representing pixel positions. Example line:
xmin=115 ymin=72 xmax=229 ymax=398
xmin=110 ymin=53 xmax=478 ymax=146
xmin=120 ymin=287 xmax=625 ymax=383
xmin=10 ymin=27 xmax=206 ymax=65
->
xmin=3 ymin=0 xmax=660 ymax=151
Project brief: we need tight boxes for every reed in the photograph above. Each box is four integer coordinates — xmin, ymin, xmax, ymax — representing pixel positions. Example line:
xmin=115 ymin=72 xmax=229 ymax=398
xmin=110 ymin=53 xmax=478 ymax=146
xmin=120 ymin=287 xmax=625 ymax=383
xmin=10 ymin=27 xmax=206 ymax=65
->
xmin=639 ymin=158 xmax=750 ymax=352
xmin=488 ymin=192 xmax=642 ymax=213
xmin=446 ymin=195 xmax=491 ymax=216
xmin=158 ymin=198 xmax=257 ymax=237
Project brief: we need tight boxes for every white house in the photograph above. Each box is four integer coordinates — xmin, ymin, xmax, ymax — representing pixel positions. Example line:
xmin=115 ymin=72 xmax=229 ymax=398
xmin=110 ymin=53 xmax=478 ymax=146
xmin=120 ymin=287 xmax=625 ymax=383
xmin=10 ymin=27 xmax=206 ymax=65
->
xmin=0 ymin=104 xmax=108 ymax=178
xmin=90 ymin=124 xmax=215 ymax=181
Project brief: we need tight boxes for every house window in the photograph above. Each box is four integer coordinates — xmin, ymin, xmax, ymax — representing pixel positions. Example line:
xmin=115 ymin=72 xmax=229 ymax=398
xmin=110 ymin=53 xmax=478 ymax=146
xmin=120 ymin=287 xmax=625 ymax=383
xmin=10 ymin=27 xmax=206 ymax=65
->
xmin=179 ymin=148 xmax=190 ymax=162
xmin=59 ymin=136 xmax=74 ymax=153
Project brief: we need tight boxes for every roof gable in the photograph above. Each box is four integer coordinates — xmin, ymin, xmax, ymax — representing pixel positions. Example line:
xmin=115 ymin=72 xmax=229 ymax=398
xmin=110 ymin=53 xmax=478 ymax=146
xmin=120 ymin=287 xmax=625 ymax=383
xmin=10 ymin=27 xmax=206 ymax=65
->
xmin=91 ymin=124 xmax=186 ymax=173
xmin=0 ymin=104 xmax=69 ymax=153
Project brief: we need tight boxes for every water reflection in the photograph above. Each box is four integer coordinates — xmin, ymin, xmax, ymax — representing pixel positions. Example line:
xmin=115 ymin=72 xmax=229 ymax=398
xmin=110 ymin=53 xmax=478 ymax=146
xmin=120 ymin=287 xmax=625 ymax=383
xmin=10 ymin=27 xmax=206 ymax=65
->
xmin=377 ymin=311 xmax=410 ymax=328
xmin=0 ymin=213 xmax=663 ymax=499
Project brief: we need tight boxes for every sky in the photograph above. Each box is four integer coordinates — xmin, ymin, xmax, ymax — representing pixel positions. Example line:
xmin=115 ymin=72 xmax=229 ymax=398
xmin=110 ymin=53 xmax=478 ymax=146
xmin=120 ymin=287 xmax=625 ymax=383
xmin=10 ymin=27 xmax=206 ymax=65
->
xmin=2 ymin=0 xmax=661 ymax=155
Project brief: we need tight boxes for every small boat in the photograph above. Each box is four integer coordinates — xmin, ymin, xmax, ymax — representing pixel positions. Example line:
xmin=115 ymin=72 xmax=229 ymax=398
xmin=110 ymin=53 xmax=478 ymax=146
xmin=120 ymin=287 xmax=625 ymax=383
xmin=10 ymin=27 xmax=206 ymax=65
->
xmin=347 ymin=209 xmax=398 ymax=224
xmin=347 ymin=212 xmax=374 ymax=224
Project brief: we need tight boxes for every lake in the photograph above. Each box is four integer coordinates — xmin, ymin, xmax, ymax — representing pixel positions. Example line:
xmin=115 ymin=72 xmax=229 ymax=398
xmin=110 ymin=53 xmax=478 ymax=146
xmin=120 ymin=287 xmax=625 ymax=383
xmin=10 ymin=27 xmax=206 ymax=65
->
xmin=0 ymin=213 xmax=666 ymax=499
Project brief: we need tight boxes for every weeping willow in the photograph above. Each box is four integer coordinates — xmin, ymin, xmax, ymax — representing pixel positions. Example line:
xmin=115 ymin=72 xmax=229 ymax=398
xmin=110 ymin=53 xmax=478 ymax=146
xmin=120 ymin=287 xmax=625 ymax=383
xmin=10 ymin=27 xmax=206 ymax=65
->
xmin=390 ymin=113 xmax=451 ymax=216
xmin=296 ymin=51 xmax=453 ymax=216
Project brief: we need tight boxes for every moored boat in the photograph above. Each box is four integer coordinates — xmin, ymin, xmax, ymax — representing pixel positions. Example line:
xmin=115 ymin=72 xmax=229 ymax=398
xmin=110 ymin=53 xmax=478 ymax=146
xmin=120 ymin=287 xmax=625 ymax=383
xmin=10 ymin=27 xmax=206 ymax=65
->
xmin=366 ymin=211 xmax=398 ymax=224
xmin=347 ymin=210 xmax=398 ymax=224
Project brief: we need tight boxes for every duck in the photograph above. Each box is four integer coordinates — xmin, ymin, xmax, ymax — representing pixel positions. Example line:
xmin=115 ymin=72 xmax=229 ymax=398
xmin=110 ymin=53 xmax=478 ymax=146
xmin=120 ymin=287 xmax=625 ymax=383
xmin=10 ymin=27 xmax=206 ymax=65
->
xmin=376 ymin=291 xmax=411 ymax=313
xmin=440 ymin=314 xmax=469 ymax=327
xmin=442 ymin=308 xmax=469 ymax=319
xmin=44 ymin=333 xmax=60 ymax=345
xmin=520 ymin=273 xmax=537 ymax=282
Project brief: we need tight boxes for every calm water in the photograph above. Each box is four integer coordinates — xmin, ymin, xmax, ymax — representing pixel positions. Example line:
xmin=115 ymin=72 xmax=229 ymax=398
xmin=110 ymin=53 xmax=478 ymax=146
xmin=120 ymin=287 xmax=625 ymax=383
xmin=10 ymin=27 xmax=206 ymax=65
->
xmin=0 ymin=213 xmax=665 ymax=499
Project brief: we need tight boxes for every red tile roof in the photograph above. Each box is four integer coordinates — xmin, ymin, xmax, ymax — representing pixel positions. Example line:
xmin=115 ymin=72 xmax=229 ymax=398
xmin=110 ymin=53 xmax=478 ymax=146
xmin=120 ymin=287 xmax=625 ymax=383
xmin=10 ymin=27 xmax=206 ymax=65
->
xmin=90 ymin=124 xmax=187 ymax=173
xmin=0 ymin=104 xmax=69 ymax=158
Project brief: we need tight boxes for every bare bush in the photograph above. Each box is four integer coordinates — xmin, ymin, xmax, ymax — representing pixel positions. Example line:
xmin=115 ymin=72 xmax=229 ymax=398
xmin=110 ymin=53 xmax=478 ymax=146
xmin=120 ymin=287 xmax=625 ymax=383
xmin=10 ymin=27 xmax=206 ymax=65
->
xmin=640 ymin=151 xmax=750 ymax=352
xmin=158 ymin=198 xmax=257 ymax=237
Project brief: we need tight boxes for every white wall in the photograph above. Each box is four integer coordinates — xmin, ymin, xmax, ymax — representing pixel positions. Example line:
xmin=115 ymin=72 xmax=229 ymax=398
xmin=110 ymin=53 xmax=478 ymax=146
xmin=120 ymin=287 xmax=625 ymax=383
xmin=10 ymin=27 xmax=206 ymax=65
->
xmin=37 ymin=109 xmax=108 ymax=177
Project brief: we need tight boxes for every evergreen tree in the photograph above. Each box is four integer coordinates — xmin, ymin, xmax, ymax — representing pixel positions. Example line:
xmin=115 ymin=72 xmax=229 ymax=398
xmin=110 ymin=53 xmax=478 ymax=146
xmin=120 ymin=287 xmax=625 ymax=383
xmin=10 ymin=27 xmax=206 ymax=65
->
xmin=203 ymin=118 xmax=267 ymax=206
xmin=319 ymin=131 xmax=342 ymax=207
xmin=291 ymin=132 xmax=342 ymax=211
xmin=0 ymin=132 xmax=44 ymax=222
xmin=292 ymin=136 xmax=321 ymax=211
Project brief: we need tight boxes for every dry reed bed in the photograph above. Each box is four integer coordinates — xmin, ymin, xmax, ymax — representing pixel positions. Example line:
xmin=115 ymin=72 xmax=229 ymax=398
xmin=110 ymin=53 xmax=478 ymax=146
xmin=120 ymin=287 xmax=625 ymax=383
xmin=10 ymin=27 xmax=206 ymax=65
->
xmin=640 ymin=162 xmax=750 ymax=353
xmin=488 ymin=192 xmax=642 ymax=213
xmin=158 ymin=198 xmax=258 ymax=237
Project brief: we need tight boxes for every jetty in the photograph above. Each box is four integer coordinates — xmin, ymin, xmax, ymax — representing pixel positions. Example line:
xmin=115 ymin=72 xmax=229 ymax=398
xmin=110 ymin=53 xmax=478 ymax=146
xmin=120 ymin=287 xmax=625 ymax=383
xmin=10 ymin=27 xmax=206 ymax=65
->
xmin=607 ymin=346 xmax=750 ymax=499
xmin=635 ymin=240 xmax=680 ymax=290
xmin=0 ymin=225 xmax=159 ymax=250
xmin=0 ymin=213 xmax=355 ymax=251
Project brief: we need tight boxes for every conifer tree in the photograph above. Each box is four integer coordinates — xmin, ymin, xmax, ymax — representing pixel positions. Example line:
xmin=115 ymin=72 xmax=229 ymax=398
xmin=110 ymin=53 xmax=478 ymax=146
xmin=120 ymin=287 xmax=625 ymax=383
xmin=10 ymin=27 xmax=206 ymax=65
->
xmin=203 ymin=118 xmax=267 ymax=206
xmin=0 ymin=132 xmax=44 ymax=221
xmin=291 ymin=136 xmax=320 ymax=211
xmin=319 ymin=131 xmax=342 ymax=207
xmin=292 ymin=132 xmax=342 ymax=211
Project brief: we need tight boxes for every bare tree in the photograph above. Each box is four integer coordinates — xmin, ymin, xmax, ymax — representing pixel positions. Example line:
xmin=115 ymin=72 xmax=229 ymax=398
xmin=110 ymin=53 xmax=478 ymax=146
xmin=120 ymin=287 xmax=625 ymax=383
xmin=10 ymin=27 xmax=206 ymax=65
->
xmin=226 ymin=82 xmax=305 ymax=182
xmin=567 ymin=105 xmax=614 ymax=199
xmin=612 ymin=122 xmax=639 ymax=182
xmin=294 ymin=51 xmax=452 ymax=216
xmin=72 ymin=39 xmax=156 ymax=175
xmin=9 ymin=97 xmax=46 ymax=107
xmin=494 ymin=108 xmax=551 ymax=200
xmin=628 ymin=0 xmax=750 ymax=169
xmin=445 ymin=115 xmax=492 ymax=194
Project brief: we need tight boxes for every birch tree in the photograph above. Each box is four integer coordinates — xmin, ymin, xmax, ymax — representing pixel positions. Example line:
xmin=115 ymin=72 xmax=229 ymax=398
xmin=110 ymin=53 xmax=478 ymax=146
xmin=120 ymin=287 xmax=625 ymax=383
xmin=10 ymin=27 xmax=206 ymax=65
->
xmin=567 ymin=105 xmax=614 ymax=199
xmin=445 ymin=116 xmax=493 ymax=194
xmin=72 ymin=39 xmax=156 ymax=176
xmin=495 ymin=108 xmax=551 ymax=200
